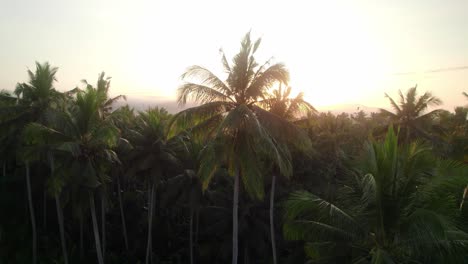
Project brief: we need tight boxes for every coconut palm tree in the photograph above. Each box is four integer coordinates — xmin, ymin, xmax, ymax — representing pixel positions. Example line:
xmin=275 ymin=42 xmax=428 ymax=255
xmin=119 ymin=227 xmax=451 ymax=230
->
xmin=380 ymin=85 xmax=442 ymax=142
xmin=80 ymin=72 xmax=126 ymax=262
xmin=5 ymin=62 xmax=65 ymax=264
xmin=284 ymin=127 xmax=468 ymax=263
xmin=171 ymin=32 xmax=307 ymax=264
xmin=259 ymin=84 xmax=315 ymax=264
xmin=161 ymin=132 xmax=205 ymax=264
xmin=24 ymin=86 xmax=120 ymax=264
xmin=123 ymin=107 xmax=179 ymax=264
xmin=81 ymin=72 xmax=126 ymax=117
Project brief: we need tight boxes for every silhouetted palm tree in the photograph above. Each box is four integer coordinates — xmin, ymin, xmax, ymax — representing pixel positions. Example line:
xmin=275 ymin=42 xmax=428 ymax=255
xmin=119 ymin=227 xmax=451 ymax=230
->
xmin=380 ymin=85 xmax=442 ymax=142
xmin=259 ymin=84 xmax=315 ymax=264
xmin=24 ymin=86 xmax=120 ymax=264
xmin=172 ymin=32 xmax=304 ymax=264
xmin=123 ymin=107 xmax=179 ymax=264
xmin=13 ymin=62 xmax=64 ymax=264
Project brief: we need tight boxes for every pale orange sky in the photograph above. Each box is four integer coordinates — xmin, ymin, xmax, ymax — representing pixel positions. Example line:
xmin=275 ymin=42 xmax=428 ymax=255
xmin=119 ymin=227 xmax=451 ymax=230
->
xmin=1 ymin=0 xmax=467 ymax=110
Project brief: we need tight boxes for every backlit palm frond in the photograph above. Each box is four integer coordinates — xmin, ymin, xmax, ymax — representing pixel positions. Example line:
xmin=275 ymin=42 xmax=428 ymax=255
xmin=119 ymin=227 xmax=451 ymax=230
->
xmin=246 ymin=63 xmax=289 ymax=100
xmin=181 ymin=65 xmax=232 ymax=98
xmin=384 ymin=93 xmax=402 ymax=115
xmin=186 ymin=113 xmax=224 ymax=142
xmin=406 ymin=86 xmax=418 ymax=107
xmin=168 ymin=101 xmax=232 ymax=136
xmin=253 ymin=105 xmax=312 ymax=153
xmin=178 ymin=83 xmax=232 ymax=105
xmin=219 ymin=48 xmax=231 ymax=73
xmin=284 ymin=93 xmax=318 ymax=120
xmin=414 ymin=109 xmax=444 ymax=123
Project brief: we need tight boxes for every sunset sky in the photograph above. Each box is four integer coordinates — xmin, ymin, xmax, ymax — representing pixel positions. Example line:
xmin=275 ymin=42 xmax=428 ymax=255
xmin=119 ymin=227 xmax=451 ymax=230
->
xmin=1 ymin=0 xmax=467 ymax=110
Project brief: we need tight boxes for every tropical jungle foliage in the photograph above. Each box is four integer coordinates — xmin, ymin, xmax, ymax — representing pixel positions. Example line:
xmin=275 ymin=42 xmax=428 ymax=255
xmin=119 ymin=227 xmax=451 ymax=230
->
xmin=1 ymin=33 xmax=467 ymax=264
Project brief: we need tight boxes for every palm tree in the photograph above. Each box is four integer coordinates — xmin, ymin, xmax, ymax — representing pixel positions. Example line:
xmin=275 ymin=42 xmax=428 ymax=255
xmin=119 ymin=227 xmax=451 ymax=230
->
xmin=171 ymin=32 xmax=305 ymax=264
xmin=259 ymin=84 xmax=315 ymax=264
xmin=10 ymin=62 xmax=64 ymax=264
xmin=162 ymin=132 xmax=205 ymax=264
xmin=123 ymin=107 xmax=179 ymax=264
xmin=284 ymin=127 xmax=468 ymax=263
xmin=81 ymin=72 xmax=126 ymax=117
xmin=109 ymin=105 xmax=136 ymax=252
xmin=260 ymin=85 xmax=316 ymax=120
xmin=380 ymin=85 xmax=442 ymax=142
xmin=24 ymin=85 xmax=120 ymax=264
xmin=79 ymin=72 xmax=126 ymax=261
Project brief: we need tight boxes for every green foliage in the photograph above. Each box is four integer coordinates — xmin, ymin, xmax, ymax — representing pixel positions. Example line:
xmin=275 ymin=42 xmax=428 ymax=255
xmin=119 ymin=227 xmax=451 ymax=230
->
xmin=2 ymin=38 xmax=468 ymax=264
xmin=284 ymin=127 xmax=468 ymax=263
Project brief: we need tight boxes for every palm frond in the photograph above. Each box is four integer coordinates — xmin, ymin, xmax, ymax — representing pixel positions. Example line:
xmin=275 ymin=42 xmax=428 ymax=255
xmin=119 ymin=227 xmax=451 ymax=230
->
xmin=177 ymin=83 xmax=232 ymax=105
xmin=384 ymin=93 xmax=402 ymax=115
xmin=246 ymin=63 xmax=290 ymax=100
xmin=181 ymin=65 xmax=232 ymax=98
xmin=168 ymin=101 xmax=232 ymax=136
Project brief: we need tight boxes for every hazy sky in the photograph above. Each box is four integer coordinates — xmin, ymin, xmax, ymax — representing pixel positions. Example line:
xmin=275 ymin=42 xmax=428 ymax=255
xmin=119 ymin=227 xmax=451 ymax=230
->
xmin=1 ymin=0 xmax=467 ymax=110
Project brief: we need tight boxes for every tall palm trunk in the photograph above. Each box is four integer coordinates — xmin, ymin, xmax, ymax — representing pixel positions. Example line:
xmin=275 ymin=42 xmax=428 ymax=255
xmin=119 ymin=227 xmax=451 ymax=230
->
xmin=195 ymin=209 xmax=199 ymax=246
xmin=461 ymin=185 xmax=468 ymax=210
xmin=25 ymin=162 xmax=37 ymax=264
xmin=89 ymin=191 xmax=104 ymax=264
xmin=269 ymin=174 xmax=277 ymax=264
xmin=145 ymin=182 xmax=155 ymax=264
xmin=117 ymin=174 xmax=129 ymax=250
xmin=101 ymin=190 xmax=106 ymax=262
xmin=80 ymin=213 xmax=84 ymax=260
xmin=50 ymin=157 xmax=69 ymax=264
xmin=232 ymin=169 xmax=240 ymax=264
xmin=55 ymin=195 xmax=69 ymax=264
xmin=43 ymin=190 xmax=47 ymax=230
xmin=189 ymin=207 xmax=194 ymax=264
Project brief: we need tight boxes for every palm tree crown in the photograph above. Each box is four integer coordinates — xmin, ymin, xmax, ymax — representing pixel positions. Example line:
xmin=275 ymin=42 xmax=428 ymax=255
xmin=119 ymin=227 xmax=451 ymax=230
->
xmin=380 ymin=85 xmax=442 ymax=141
xmin=260 ymin=85 xmax=316 ymax=121
xmin=172 ymin=32 xmax=299 ymax=196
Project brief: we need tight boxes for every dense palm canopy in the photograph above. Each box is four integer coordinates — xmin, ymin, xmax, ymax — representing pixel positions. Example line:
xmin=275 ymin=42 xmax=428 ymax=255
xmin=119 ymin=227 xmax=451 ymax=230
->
xmin=285 ymin=127 xmax=468 ymax=263
xmin=1 ymin=35 xmax=468 ymax=264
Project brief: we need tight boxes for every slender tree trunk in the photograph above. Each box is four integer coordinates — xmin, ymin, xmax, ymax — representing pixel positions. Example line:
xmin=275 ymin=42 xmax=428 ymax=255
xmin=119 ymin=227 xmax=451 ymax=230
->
xmin=232 ymin=169 xmax=239 ymax=264
xmin=189 ymin=207 xmax=194 ymax=264
xmin=43 ymin=190 xmax=47 ymax=230
xmin=2 ymin=162 xmax=5 ymax=178
xmin=195 ymin=209 xmax=199 ymax=246
xmin=80 ymin=213 xmax=84 ymax=260
xmin=56 ymin=195 xmax=69 ymax=264
xmin=405 ymin=125 xmax=411 ymax=144
xmin=244 ymin=242 xmax=249 ymax=264
xmin=101 ymin=190 xmax=106 ymax=262
xmin=269 ymin=174 xmax=277 ymax=264
xmin=460 ymin=185 xmax=468 ymax=211
xmin=25 ymin=163 xmax=37 ymax=264
xmin=145 ymin=182 xmax=155 ymax=264
xmin=89 ymin=191 xmax=104 ymax=264
xmin=50 ymin=157 xmax=69 ymax=264
xmin=117 ymin=174 xmax=129 ymax=250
